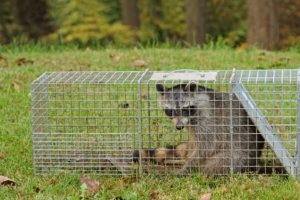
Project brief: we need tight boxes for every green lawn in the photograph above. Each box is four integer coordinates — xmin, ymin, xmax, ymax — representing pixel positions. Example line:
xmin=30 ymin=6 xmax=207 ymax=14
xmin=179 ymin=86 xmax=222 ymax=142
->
xmin=0 ymin=44 xmax=300 ymax=199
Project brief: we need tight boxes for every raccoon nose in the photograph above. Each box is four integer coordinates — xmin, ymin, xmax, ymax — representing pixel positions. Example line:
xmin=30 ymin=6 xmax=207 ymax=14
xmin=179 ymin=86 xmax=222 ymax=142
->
xmin=176 ymin=126 xmax=184 ymax=130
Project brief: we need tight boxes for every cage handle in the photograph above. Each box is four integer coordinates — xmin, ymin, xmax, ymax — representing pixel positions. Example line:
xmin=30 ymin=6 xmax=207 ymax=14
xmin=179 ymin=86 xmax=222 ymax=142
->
xmin=163 ymin=69 xmax=205 ymax=78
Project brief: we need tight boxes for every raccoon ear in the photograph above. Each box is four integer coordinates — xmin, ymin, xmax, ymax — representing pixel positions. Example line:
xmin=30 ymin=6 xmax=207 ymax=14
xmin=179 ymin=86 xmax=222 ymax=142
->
xmin=184 ymin=82 xmax=198 ymax=92
xmin=156 ymin=84 xmax=167 ymax=94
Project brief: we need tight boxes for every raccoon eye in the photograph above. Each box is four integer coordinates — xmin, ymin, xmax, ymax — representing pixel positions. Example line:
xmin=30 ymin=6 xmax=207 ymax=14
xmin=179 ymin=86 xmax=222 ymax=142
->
xmin=182 ymin=106 xmax=196 ymax=116
xmin=164 ymin=109 xmax=174 ymax=117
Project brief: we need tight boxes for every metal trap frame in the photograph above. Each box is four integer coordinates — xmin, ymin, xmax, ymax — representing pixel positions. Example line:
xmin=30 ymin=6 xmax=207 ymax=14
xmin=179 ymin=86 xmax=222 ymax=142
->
xmin=31 ymin=69 xmax=300 ymax=178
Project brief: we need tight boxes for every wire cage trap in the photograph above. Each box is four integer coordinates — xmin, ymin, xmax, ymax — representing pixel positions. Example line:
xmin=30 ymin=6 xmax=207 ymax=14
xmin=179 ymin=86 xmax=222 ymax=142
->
xmin=31 ymin=69 xmax=300 ymax=178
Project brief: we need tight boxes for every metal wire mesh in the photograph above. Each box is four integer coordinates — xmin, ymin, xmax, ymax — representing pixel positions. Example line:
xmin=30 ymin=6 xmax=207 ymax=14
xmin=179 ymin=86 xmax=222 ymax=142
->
xmin=31 ymin=70 xmax=300 ymax=177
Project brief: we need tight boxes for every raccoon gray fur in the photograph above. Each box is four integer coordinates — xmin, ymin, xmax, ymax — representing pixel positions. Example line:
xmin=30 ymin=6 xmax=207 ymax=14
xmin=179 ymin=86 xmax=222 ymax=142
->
xmin=134 ymin=82 xmax=265 ymax=175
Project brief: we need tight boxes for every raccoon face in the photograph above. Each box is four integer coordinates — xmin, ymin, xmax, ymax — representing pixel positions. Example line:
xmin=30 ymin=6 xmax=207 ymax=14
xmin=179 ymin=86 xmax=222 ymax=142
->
xmin=156 ymin=82 xmax=209 ymax=130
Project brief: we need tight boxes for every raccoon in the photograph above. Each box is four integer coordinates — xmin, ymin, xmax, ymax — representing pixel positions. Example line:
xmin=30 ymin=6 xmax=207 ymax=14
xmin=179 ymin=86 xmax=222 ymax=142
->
xmin=133 ymin=82 xmax=265 ymax=175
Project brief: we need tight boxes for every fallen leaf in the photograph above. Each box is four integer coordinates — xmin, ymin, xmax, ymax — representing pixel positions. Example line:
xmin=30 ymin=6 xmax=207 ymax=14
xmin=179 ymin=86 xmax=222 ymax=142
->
xmin=14 ymin=58 xmax=33 ymax=66
xmin=0 ymin=55 xmax=7 ymax=62
xmin=122 ymin=177 xmax=137 ymax=185
xmin=240 ymin=184 xmax=246 ymax=191
xmin=13 ymin=82 xmax=20 ymax=90
xmin=110 ymin=54 xmax=120 ymax=61
xmin=0 ymin=153 xmax=5 ymax=159
xmin=80 ymin=175 xmax=100 ymax=194
xmin=18 ymin=192 xmax=23 ymax=200
xmin=142 ymin=95 xmax=147 ymax=100
xmin=0 ymin=175 xmax=16 ymax=186
xmin=50 ymin=179 xmax=58 ymax=186
xmin=149 ymin=190 xmax=158 ymax=200
xmin=258 ymin=56 xmax=265 ymax=61
xmin=272 ymin=60 xmax=279 ymax=64
xmin=219 ymin=185 xmax=230 ymax=193
xmin=199 ymin=192 xmax=211 ymax=200
xmin=130 ymin=60 xmax=147 ymax=67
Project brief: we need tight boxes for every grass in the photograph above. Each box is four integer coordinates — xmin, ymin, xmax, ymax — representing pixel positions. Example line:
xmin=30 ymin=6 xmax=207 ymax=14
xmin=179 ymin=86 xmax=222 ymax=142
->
xmin=0 ymin=43 xmax=300 ymax=199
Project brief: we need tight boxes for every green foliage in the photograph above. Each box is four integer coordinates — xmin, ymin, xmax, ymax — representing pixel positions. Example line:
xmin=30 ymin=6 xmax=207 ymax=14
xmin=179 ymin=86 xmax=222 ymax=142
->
xmin=100 ymin=0 xmax=122 ymax=24
xmin=45 ymin=0 xmax=134 ymax=46
xmin=156 ymin=0 xmax=186 ymax=41
xmin=137 ymin=0 xmax=162 ymax=43
xmin=207 ymin=0 xmax=247 ymax=47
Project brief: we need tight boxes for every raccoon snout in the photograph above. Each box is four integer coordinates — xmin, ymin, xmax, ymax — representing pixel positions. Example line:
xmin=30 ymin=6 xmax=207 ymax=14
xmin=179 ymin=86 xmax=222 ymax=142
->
xmin=176 ymin=126 xmax=184 ymax=130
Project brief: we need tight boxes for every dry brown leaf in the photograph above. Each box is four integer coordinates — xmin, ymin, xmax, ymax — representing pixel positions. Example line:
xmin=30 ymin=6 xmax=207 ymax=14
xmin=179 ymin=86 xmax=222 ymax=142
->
xmin=18 ymin=192 xmax=23 ymax=200
xmin=15 ymin=58 xmax=33 ymax=66
xmin=130 ymin=60 xmax=147 ymax=67
xmin=142 ymin=95 xmax=147 ymax=100
xmin=0 ymin=55 xmax=7 ymax=62
xmin=80 ymin=175 xmax=100 ymax=195
xmin=149 ymin=190 xmax=158 ymax=200
xmin=50 ymin=179 xmax=58 ymax=186
xmin=199 ymin=192 xmax=211 ymax=200
xmin=0 ymin=153 xmax=5 ymax=159
xmin=13 ymin=82 xmax=20 ymax=90
xmin=110 ymin=54 xmax=120 ymax=61
xmin=0 ymin=175 xmax=16 ymax=186
xmin=240 ymin=184 xmax=246 ymax=191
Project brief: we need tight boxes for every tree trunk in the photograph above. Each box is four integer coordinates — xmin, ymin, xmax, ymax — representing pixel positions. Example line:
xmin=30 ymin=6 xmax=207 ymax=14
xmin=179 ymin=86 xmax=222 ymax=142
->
xmin=13 ymin=0 xmax=54 ymax=41
xmin=247 ymin=0 xmax=279 ymax=49
xmin=0 ymin=0 xmax=11 ymax=43
xmin=185 ymin=0 xmax=206 ymax=45
xmin=121 ymin=0 xmax=139 ymax=28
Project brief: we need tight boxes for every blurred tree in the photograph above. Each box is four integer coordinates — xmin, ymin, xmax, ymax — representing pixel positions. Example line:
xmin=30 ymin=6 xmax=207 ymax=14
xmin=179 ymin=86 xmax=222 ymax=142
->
xmin=121 ymin=0 xmax=139 ymax=28
xmin=137 ymin=0 xmax=162 ymax=42
xmin=247 ymin=0 xmax=279 ymax=49
xmin=157 ymin=0 xmax=186 ymax=42
xmin=277 ymin=0 xmax=300 ymax=48
xmin=185 ymin=0 xmax=207 ymax=45
xmin=13 ymin=0 xmax=54 ymax=41
xmin=207 ymin=0 xmax=247 ymax=47
xmin=45 ymin=0 xmax=134 ymax=46
xmin=0 ymin=0 xmax=11 ymax=43
xmin=101 ymin=0 xmax=122 ymax=24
